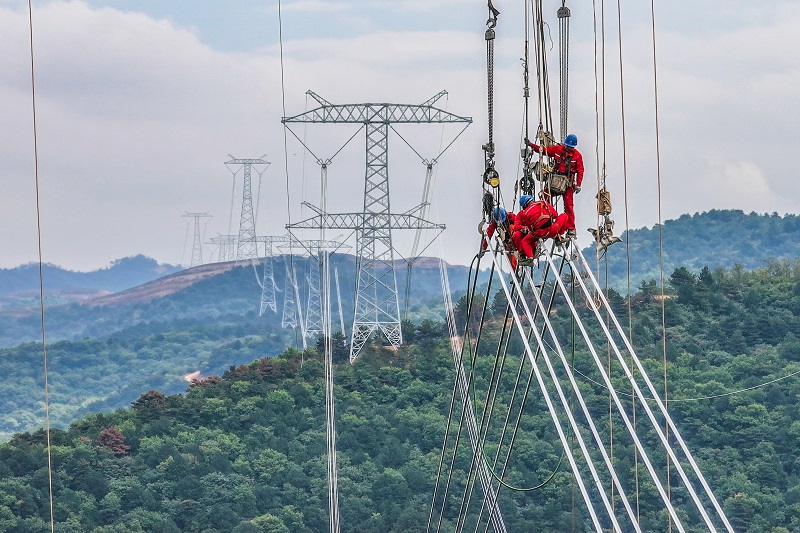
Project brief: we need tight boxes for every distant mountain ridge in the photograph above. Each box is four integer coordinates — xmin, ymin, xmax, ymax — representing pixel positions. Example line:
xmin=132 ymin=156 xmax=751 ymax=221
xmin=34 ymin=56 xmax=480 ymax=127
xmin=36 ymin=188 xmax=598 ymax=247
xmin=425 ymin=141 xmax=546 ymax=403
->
xmin=1 ymin=210 xmax=798 ymax=305
xmin=581 ymin=209 xmax=800 ymax=290
xmin=0 ymin=255 xmax=182 ymax=301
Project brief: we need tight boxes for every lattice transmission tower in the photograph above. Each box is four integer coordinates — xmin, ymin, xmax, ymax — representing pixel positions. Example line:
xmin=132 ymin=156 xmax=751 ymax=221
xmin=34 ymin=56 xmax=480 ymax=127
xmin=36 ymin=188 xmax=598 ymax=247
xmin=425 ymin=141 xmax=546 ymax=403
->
xmin=284 ymin=91 xmax=470 ymax=361
xmin=208 ymin=234 xmax=238 ymax=263
xmin=182 ymin=212 xmax=212 ymax=267
xmin=254 ymin=235 xmax=289 ymax=315
xmin=224 ymin=155 xmax=269 ymax=262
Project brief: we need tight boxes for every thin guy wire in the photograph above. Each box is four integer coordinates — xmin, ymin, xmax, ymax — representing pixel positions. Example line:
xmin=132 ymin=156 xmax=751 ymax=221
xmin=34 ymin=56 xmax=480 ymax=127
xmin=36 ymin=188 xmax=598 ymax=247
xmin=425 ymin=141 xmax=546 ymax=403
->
xmin=640 ymin=0 xmax=673 ymax=522
xmin=26 ymin=2 xmax=55 ymax=531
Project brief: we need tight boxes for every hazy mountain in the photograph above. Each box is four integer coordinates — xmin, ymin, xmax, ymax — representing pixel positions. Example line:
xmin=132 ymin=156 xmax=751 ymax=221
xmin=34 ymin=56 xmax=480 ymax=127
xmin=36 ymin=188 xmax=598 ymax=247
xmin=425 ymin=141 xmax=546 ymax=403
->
xmin=0 ymin=255 xmax=473 ymax=349
xmin=0 ymin=254 xmax=182 ymax=301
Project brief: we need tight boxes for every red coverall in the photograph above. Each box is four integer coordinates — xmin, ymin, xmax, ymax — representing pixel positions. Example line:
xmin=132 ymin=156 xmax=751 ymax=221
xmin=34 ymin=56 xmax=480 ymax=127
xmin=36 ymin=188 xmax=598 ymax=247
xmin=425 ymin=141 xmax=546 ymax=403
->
xmin=529 ymin=142 xmax=584 ymax=231
xmin=482 ymin=212 xmax=519 ymax=270
xmin=512 ymin=200 xmax=568 ymax=258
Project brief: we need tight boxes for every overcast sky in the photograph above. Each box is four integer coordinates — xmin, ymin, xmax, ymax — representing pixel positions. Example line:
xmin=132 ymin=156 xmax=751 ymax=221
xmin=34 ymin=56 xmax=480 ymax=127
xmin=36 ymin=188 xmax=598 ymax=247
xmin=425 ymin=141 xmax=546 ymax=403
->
xmin=2 ymin=0 xmax=799 ymax=271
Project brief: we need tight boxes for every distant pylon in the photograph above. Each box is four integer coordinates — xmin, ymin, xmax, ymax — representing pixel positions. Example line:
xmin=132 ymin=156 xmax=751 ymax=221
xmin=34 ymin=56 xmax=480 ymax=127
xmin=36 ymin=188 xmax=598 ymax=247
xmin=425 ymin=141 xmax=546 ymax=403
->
xmin=255 ymin=235 xmax=290 ymax=315
xmin=225 ymin=155 xmax=269 ymax=262
xmin=280 ymin=238 xmax=349 ymax=339
xmin=182 ymin=212 xmax=212 ymax=267
xmin=281 ymin=255 xmax=299 ymax=330
xmin=208 ymin=234 xmax=237 ymax=263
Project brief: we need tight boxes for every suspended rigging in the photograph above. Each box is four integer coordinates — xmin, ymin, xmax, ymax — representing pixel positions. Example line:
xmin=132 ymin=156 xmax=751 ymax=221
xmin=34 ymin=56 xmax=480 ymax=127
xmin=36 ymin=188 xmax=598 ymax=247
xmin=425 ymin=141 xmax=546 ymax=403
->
xmin=429 ymin=1 xmax=735 ymax=530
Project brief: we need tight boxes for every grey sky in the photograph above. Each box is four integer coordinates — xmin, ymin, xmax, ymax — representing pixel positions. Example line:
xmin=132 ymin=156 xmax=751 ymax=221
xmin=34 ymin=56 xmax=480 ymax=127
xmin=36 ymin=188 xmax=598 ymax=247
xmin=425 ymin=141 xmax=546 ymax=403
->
xmin=2 ymin=0 xmax=799 ymax=271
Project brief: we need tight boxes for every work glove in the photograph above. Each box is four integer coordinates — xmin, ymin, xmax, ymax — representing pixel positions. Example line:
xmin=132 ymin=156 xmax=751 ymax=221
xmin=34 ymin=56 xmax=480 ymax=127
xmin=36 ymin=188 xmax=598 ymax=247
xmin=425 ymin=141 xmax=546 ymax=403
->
xmin=573 ymin=186 xmax=581 ymax=194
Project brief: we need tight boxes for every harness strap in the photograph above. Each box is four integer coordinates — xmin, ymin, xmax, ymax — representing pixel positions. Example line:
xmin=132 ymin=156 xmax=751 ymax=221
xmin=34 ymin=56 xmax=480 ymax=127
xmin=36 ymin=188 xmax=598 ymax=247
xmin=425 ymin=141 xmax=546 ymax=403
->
xmin=530 ymin=202 xmax=554 ymax=230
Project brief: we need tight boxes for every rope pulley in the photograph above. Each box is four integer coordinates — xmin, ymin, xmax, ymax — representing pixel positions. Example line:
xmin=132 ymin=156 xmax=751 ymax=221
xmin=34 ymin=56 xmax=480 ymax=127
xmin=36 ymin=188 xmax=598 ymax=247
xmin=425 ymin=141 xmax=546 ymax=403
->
xmin=588 ymin=187 xmax=622 ymax=256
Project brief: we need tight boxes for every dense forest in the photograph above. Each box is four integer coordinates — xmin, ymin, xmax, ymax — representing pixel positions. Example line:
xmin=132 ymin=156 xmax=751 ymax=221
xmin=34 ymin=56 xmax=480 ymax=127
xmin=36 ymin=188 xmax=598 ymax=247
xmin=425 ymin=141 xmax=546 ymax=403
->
xmin=597 ymin=210 xmax=800 ymax=289
xmin=0 ymin=259 xmax=799 ymax=531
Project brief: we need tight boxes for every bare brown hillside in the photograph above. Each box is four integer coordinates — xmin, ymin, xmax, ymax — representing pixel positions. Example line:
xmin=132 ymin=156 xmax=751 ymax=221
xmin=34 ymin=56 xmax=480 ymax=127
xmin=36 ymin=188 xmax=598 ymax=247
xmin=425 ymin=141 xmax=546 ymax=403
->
xmin=84 ymin=260 xmax=250 ymax=307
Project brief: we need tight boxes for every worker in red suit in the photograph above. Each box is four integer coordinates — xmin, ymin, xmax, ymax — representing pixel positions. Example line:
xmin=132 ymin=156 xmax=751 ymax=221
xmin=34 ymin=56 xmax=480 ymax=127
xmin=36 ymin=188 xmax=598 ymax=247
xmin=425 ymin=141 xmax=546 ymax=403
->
xmin=512 ymin=191 xmax=568 ymax=262
xmin=527 ymin=133 xmax=584 ymax=238
xmin=481 ymin=207 xmax=519 ymax=270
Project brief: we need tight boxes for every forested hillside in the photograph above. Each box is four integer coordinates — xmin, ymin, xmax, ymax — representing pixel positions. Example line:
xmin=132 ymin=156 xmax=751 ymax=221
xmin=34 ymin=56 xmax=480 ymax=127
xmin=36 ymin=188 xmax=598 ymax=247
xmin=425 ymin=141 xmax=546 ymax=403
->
xmin=595 ymin=209 xmax=800 ymax=289
xmin=1 ymin=260 xmax=799 ymax=531
xmin=0 ymin=257 xmax=474 ymax=439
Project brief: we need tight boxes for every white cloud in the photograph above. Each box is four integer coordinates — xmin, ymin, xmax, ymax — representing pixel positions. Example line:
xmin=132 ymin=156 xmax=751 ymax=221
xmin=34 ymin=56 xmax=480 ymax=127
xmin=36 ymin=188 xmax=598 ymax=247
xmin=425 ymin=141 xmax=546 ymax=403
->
xmin=2 ymin=0 xmax=800 ymax=271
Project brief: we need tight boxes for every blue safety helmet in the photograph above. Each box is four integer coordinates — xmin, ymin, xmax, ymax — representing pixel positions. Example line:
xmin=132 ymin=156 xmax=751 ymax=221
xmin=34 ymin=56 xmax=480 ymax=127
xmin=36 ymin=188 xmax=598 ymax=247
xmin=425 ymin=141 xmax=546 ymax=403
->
xmin=519 ymin=195 xmax=534 ymax=209
xmin=492 ymin=207 xmax=507 ymax=223
xmin=564 ymin=134 xmax=578 ymax=147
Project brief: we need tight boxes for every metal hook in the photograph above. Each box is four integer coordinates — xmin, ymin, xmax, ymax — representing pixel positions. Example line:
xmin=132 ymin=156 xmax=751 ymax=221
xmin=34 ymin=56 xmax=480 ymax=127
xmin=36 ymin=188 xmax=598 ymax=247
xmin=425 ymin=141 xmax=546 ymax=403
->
xmin=487 ymin=0 xmax=500 ymax=28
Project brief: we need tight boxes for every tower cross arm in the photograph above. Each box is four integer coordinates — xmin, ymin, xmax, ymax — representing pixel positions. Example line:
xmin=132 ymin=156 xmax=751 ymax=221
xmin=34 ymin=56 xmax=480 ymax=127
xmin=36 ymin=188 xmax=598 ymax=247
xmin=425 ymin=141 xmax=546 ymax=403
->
xmin=224 ymin=154 xmax=270 ymax=165
xmin=282 ymin=102 xmax=471 ymax=124
xmin=286 ymin=211 xmax=445 ymax=231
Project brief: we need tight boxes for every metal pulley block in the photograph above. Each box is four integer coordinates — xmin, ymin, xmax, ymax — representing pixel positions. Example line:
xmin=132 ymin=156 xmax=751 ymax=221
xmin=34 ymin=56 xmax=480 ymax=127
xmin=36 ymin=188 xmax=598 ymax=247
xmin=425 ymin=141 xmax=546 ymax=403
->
xmin=519 ymin=174 xmax=535 ymax=194
xmin=483 ymin=167 xmax=500 ymax=188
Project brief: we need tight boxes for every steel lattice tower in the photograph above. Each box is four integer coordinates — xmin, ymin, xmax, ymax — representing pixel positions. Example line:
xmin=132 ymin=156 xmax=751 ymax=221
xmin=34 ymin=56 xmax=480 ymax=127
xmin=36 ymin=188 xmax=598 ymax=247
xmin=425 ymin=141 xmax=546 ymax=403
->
xmin=225 ymin=155 xmax=269 ymax=262
xmin=281 ymin=255 xmax=300 ymax=330
xmin=208 ymin=234 xmax=238 ymax=263
xmin=255 ymin=235 xmax=289 ymax=315
xmin=182 ymin=212 xmax=212 ymax=267
xmin=283 ymin=91 xmax=470 ymax=360
xmin=278 ymin=238 xmax=349 ymax=339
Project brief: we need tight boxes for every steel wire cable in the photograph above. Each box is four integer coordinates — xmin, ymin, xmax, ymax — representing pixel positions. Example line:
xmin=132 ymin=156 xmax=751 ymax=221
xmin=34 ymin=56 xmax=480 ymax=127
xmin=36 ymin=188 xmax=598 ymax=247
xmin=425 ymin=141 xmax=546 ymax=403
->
xmin=429 ymin=256 xmax=473 ymax=533
xmin=570 ymin=361 xmax=800 ymax=403
xmin=477 ymin=259 xmax=574 ymax=533
xmin=502 ymin=262 xmax=630 ymax=532
xmin=434 ymin=249 xmax=506 ymax=533
xmin=646 ymin=0 xmax=672 ymax=524
xmin=521 ymin=266 xmax=641 ymax=531
xmin=543 ymin=250 xmax=688 ymax=531
xmin=452 ymin=251 xmax=506 ymax=533
xmin=26 ymin=2 xmax=55 ymax=530
xmin=487 ymin=251 xmax=607 ymax=532
xmin=558 ymin=1 xmax=570 ymax=140
xmin=571 ymin=248 xmax=735 ymax=532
